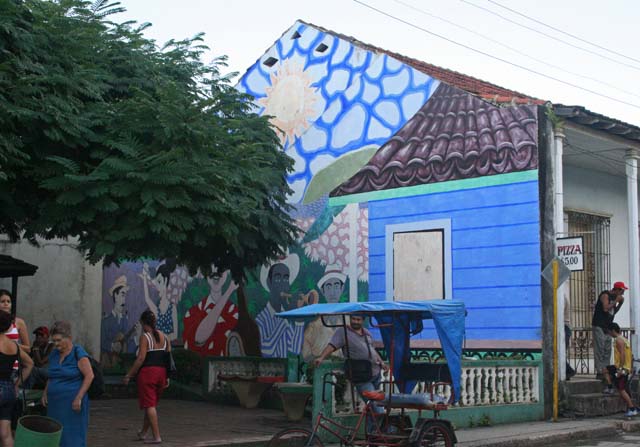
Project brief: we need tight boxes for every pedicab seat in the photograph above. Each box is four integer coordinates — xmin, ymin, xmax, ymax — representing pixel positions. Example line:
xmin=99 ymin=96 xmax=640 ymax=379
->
xmin=361 ymin=390 xmax=448 ymax=410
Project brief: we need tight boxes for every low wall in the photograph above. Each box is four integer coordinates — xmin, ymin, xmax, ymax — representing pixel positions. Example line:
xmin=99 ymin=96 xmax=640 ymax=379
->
xmin=311 ymin=357 xmax=544 ymax=440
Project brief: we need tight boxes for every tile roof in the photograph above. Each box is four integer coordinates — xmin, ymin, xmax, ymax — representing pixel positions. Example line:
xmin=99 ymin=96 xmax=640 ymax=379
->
xmin=291 ymin=21 xmax=639 ymax=144
xmin=331 ymin=83 xmax=538 ymax=196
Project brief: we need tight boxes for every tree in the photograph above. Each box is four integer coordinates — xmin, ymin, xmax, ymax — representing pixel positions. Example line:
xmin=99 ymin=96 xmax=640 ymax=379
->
xmin=0 ymin=0 xmax=297 ymax=278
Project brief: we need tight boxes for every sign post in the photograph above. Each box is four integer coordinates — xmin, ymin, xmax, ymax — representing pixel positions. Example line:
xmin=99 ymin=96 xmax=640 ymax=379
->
xmin=542 ymin=257 xmax=571 ymax=422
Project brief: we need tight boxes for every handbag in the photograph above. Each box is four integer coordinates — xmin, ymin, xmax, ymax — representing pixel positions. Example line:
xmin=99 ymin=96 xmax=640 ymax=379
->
xmin=344 ymin=359 xmax=373 ymax=383
xmin=165 ymin=351 xmax=177 ymax=380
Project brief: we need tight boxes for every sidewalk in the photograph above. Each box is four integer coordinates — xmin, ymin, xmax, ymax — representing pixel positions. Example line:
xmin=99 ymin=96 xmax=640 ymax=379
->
xmin=88 ymin=398 xmax=640 ymax=446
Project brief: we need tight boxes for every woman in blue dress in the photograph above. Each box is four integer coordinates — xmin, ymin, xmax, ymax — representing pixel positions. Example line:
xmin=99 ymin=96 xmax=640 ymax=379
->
xmin=42 ymin=321 xmax=94 ymax=447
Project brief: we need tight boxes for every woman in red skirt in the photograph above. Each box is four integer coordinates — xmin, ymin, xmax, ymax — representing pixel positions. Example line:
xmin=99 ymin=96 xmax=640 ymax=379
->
xmin=123 ymin=310 xmax=169 ymax=444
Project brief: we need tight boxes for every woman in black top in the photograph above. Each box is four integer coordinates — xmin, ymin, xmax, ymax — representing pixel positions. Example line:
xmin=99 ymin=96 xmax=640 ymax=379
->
xmin=123 ymin=310 xmax=170 ymax=444
xmin=0 ymin=310 xmax=33 ymax=446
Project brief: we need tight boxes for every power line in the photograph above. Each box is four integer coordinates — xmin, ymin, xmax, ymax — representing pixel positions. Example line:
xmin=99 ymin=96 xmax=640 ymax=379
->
xmin=389 ymin=0 xmax=640 ymax=100
xmin=487 ymin=0 xmax=640 ymax=66
xmin=459 ymin=0 xmax=640 ymax=73
xmin=351 ymin=0 xmax=640 ymax=110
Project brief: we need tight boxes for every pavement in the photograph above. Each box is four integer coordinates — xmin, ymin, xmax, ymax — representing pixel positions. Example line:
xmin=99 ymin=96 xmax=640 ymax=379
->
xmin=87 ymin=398 xmax=640 ymax=446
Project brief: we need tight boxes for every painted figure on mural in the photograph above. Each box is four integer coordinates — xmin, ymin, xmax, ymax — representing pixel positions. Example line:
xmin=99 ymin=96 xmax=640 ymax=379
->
xmin=302 ymin=264 xmax=347 ymax=361
xmin=140 ymin=260 xmax=179 ymax=342
xmin=256 ymin=250 xmax=305 ymax=358
xmin=182 ymin=268 xmax=239 ymax=356
xmin=101 ymin=276 xmax=138 ymax=367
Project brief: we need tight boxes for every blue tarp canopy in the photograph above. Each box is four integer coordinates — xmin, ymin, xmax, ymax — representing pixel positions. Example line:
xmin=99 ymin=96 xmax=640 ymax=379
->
xmin=277 ymin=300 xmax=466 ymax=402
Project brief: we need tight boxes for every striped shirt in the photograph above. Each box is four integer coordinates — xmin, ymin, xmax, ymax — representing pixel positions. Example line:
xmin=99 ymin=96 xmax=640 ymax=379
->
xmin=6 ymin=323 xmax=19 ymax=370
xmin=255 ymin=303 xmax=304 ymax=358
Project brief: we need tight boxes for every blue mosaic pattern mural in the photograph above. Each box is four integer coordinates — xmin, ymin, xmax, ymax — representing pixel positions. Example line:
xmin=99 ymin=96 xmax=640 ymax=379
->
xmin=238 ymin=21 xmax=440 ymax=206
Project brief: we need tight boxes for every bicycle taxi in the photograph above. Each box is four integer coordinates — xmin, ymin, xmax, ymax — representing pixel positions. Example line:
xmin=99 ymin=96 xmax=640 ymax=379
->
xmin=268 ymin=300 xmax=466 ymax=447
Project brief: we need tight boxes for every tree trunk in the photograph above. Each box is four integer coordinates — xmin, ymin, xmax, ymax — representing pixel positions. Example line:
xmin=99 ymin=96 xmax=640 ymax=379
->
xmin=235 ymin=282 xmax=262 ymax=357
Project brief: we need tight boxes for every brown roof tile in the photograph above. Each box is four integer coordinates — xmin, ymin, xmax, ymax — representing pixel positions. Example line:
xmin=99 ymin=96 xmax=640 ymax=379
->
xmin=331 ymin=84 xmax=538 ymax=197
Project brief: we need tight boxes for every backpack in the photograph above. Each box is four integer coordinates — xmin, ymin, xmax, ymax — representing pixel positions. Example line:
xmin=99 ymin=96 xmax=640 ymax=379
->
xmin=74 ymin=347 xmax=105 ymax=399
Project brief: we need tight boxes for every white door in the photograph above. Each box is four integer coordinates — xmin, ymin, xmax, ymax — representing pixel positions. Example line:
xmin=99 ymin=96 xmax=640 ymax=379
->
xmin=393 ymin=230 xmax=444 ymax=300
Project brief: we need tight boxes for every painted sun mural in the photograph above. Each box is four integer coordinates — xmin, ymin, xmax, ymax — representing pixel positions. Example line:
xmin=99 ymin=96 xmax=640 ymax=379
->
xmin=257 ymin=59 xmax=319 ymax=146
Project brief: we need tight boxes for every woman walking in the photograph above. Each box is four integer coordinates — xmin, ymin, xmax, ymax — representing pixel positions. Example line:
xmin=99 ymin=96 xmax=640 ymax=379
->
xmin=123 ymin=310 xmax=169 ymax=444
xmin=0 ymin=311 xmax=32 ymax=446
xmin=42 ymin=321 xmax=94 ymax=447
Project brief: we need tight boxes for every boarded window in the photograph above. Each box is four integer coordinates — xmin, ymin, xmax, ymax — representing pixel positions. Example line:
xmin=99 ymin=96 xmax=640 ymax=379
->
xmin=393 ymin=230 xmax=444 ymax=300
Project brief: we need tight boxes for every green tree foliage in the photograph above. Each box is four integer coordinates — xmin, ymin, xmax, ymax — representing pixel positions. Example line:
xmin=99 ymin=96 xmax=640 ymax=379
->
xmin=0 ymin=0 xmax=297 ymax=278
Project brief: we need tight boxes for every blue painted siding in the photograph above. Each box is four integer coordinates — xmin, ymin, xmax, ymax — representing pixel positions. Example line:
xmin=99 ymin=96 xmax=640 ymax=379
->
xmin=368 ymin=179 xmax=541 ymax=342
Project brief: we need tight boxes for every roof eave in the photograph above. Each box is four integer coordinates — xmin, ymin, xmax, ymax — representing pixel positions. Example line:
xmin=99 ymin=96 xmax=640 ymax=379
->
xmin=554 ymin=105 xmax=640 ymax=144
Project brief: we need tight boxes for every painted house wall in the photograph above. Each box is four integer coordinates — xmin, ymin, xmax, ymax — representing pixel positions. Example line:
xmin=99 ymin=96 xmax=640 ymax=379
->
xmin=100 ymin=20 xmax=444 ymax=361
xmin=367 ymin=177 xmax=542 ymax=346
xmin=102 ymin=22 xmax=541 ymax=363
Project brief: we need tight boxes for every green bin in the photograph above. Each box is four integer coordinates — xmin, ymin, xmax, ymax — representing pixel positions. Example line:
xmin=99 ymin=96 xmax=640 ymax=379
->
xmin=15 ymin=415 xmax=62 ymax=447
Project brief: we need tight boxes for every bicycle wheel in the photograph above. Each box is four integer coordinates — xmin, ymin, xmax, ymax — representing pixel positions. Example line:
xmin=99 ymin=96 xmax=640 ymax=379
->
xmin=415 ymin=421 xmax=454 ymax=447
xmin=268 ymin=428 xmax=324 ymax=447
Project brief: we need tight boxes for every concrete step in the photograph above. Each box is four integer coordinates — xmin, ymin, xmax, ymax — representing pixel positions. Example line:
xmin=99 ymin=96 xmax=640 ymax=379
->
xmin=566 ymin=377 xmax=639 ymax=395
xmin=565 ymin=379 xmax=603 ymax=395
xmin=569 ymin=393 xmax=628 ymax=417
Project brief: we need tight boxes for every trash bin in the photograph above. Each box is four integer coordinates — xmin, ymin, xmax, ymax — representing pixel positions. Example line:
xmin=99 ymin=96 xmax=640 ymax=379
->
xmin=15 ymin=415 xmax=62 ymax=447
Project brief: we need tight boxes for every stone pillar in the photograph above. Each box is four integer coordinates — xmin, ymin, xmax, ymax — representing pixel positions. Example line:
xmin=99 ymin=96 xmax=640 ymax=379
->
xmin=554 ymin=126 xmax=566 ymax=380
xmin=625 ymin=149 xmax=640 ymax=358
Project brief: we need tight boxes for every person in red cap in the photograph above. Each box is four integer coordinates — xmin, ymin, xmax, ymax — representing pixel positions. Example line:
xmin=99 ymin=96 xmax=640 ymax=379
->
xmin=592 ymin=281 xmax=628 ymax=381
xmin=29 ymin=326 xmax=53 ymax=388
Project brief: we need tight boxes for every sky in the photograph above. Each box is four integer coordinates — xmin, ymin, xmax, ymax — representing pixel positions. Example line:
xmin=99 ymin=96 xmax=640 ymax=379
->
xmin=118 ymin=0 xmax=640 ymax=126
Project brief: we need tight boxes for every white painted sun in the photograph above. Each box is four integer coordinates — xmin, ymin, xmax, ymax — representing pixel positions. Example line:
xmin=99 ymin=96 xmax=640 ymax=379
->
xmin=258 ymin=59 xmax=318 ymax=146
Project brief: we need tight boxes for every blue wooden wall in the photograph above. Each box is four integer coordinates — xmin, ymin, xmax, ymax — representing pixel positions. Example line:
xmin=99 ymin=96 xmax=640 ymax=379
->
xmin=368 ymin=178 xmax=541 ymax=342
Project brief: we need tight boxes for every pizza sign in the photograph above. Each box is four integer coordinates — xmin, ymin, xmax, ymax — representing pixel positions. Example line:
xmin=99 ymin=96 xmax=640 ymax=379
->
xmin=557 ymin=236 xmax=584 ymax=271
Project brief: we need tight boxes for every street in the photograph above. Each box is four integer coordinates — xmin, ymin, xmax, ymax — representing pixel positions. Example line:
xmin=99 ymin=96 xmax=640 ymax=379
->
xmin=548 ymin=432 xmax=640 ymax=446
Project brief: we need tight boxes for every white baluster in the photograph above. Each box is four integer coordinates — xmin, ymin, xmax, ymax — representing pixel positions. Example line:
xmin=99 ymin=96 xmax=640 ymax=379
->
xmin=487 ymin=368 xmax=495 ymax=404
xmin=532 ymin=367 xmax=540 ymax=403
xmin=516 ymin=367 xmax=524 ymax=402
xmin=510 ymin=368 xmax=517 ymax=403
xmin=523 ymin=367 xmax=531 ymax=402
xmin=496 ymin=368 xmax=504 ymax=404
xmin=474 ymin=368 xmax=482 ymax=406
xmin=482 ymin=368 xmax=490 ymax=405
xmin=468 ymin=368 xmax=476 ymax=406
xmin=461 ymin=368 xmax=469 ymax=406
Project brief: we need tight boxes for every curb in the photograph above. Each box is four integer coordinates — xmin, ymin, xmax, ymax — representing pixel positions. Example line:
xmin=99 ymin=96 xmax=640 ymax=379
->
xmin=194 ymin=418 xmax=640 ymax=447
xmin=458 ymin=418 xmax=640 ymax=447
xmin=458 ymin=425 xmax=612 ymax=447
xmin=189 ymin=436 xmax=271 ymax=447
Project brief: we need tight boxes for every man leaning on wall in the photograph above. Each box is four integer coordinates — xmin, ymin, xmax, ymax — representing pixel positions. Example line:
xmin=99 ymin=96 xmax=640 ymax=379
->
xmin=592 ymin=281 xmax=627 ymax=380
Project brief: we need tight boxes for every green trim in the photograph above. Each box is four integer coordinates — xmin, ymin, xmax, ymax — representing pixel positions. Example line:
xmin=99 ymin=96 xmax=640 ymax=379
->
xmin=328 ymin=170 xmax=539 ymax=206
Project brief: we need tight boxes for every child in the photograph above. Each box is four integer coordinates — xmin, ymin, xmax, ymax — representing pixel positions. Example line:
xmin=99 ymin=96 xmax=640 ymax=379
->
xmin=604 ymin=322 xmax=638 ymax=417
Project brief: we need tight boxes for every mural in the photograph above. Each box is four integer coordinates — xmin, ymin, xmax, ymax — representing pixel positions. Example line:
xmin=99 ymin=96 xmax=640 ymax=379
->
xmin=101 ymin=20 xmax=542 ymax=361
